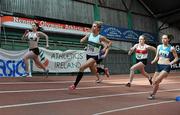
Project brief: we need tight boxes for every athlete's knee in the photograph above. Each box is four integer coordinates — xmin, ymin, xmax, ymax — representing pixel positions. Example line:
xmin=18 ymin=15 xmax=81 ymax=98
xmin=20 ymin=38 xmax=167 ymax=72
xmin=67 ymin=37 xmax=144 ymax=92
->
xmin=130 ymin=68 xmax=135 ymax=74
xmin=79 ymin=66 xmax=85 ymax=72
xmin=23 ymin=57 xmax=28 ymax=62
xmin=141 ymin=70 xmax=147 ymax=76
xmin=153 ymin=80 xmax=161 ymax=86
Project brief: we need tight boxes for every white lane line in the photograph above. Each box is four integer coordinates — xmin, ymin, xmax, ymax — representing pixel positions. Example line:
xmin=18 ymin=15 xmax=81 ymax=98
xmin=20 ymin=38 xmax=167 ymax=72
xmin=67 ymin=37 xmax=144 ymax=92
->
xmin=0 ymin=81 xmax=180 ymax=94
xmin=0 ymin=80 xmax=86 ymax=84
xmin=93 ymin=100 xmax=175 ymax=115
xmin=0 ymin=79 xmax=125 ymax=85
xmin=0 ymin=78 xmax=179 ymax=85
xmin=0 ymin=85 xmax=123 ymax=94
xmin=0 ymin=88 xmax=179 ymax=109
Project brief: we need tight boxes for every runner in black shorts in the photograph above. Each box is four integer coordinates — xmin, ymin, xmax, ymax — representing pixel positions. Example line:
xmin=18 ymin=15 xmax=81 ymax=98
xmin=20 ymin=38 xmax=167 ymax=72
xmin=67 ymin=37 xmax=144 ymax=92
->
xmin=21 ymin=22 xmax=49 ymax=77
xmin=126 ymin=35 xmax=156 ymax=87
xmin=148 ymin=34 xmax=178 ymax=100
xmin=69 ymin=21 xmax=112 ymax=90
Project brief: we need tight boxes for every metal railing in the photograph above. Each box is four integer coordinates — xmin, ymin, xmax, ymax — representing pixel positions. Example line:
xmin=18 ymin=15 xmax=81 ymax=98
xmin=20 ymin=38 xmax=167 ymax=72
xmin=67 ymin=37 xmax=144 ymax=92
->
xmin=0 ymin=36 xmax=85 ymax=51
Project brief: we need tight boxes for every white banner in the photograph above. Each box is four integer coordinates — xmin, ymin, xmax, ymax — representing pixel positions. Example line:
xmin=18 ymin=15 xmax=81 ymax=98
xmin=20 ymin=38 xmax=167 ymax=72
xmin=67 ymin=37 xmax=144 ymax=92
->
xmin=0 ymin=48 xmax=28 ymax=77
xmin=0 ymin=48 xmax=89 ymax=77
xmin=33 ymin=47 xmax=90 ymax=73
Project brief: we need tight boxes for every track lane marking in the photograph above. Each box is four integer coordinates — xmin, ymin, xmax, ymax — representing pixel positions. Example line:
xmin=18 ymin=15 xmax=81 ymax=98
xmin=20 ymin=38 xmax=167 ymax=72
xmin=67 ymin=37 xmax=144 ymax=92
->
xmin=0 ymin=82 xmax=179 ymax=94
xmin=0 ymin=88 xmax=179 ymax=109
xmin=93 ymin=100 xmax=176 ymax=115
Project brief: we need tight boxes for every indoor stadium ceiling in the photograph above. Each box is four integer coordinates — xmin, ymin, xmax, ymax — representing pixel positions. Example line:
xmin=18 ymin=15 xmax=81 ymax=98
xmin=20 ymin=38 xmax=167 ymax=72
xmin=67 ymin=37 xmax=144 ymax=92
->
xmin=139 ymin=0 xmax=180 ymax=30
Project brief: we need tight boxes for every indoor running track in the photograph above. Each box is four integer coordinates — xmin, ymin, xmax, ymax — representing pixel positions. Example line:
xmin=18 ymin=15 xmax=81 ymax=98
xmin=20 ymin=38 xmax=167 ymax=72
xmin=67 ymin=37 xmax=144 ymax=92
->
xmin=0 ymin=72 xmax=179 ymax=115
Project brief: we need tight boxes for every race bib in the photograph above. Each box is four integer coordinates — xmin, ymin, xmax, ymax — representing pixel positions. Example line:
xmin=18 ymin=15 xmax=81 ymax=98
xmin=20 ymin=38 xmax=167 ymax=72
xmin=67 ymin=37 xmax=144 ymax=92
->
xmin=136 ymin=53 xmax=147 ymax=59
xmin=86 ymin=44 xmax=100 ymax=55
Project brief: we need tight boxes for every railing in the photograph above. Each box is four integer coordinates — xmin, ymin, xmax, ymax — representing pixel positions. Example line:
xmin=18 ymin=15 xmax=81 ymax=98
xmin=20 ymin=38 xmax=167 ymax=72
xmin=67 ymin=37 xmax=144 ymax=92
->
xmin=0 ymin=34 xmax=86 ymax=51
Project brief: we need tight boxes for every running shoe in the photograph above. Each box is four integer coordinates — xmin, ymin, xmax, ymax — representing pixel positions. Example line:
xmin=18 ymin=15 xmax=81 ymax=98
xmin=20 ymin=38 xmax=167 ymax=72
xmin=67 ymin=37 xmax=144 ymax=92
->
xmin=44 ymin=69 xmax=49 ymax=78
xmin=21 ymin=72 xmax=29 ymax=77
xmin=69 ymin=85 xmax=76 ymax=91
xmin=96 ymin=79 xmax=102 ymax=83
xmin=125 ymin=82 xmax=131 ymax=87
xmin=147 ymin=94 xmax=155 ymax=100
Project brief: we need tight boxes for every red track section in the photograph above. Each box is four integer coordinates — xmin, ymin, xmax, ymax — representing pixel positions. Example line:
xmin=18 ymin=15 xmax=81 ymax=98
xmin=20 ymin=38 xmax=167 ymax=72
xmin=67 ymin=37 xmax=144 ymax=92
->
xmin=0 ymin=72 xmax=179 ymax=115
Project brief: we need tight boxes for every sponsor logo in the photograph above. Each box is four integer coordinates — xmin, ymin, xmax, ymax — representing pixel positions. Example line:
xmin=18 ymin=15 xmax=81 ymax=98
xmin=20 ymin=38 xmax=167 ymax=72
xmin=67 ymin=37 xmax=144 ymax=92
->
xmin=0 ymin=59 xmax=26 ymax=77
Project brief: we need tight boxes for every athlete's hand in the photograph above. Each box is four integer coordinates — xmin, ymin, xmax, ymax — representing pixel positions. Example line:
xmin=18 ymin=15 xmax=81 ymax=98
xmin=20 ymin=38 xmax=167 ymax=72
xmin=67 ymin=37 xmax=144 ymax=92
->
xmin=46 ymin=45 xmax=49 ymax=49
xmin=25 ymin=30 xmax=29 ymax=34
xmin=101 ymin=48 xmax=106 ymax=54
xmin=84 ymin=47 xmax=87 ymax=51
xmin=128 ymin=49 xmax=133 ymax=55
xmin=169 ymin=62 xmax=173 ymax=66
xmin=22 ymin=30 xmax=29 ymax=40
xmin=151 ymin=60 xmax=155 ymax=64
xmin=100 ymin=55 xmax=106 ymax=59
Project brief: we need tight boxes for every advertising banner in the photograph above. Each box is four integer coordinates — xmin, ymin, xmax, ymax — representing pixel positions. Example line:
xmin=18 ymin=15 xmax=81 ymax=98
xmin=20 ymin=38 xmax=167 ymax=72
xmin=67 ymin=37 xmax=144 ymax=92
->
xmin=2 ymin=16 xmax=158 ymax=43
xmin=1 ymin=16 xmax=90 ymax=35
xmin=33 ymin=47 xmax=90 ymax=73
xmin=0 ymin=48 xmax=89 ymax=77
xmin=0 ymin=48 xmax=27 ymax=77
xmin=100 ymin=25 xmax=157 ymax=43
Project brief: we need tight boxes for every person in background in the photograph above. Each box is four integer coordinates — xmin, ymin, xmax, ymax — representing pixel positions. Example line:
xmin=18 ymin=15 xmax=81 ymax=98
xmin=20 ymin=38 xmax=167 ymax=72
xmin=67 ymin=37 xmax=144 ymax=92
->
xmin=96 ymin=41 xmax=110 ymax=81
xmin=21 ymin=22 xmax=49 ymax=77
